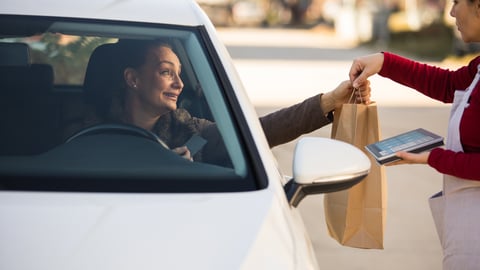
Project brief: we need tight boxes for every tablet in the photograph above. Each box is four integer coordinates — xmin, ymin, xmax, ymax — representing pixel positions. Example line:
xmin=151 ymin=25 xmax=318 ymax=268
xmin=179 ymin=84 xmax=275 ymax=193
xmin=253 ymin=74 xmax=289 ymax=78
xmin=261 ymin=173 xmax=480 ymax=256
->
xmin=185 ymin=134 xmax=208 ymax=156
xmin=365 ymin=128 xmax=444 ymax=165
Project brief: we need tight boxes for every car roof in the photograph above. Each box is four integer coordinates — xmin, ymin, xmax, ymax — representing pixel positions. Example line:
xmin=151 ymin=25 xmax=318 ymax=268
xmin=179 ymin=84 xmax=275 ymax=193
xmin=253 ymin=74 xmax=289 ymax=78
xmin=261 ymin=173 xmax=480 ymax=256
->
xmin=1 ymin=0 xmax=206 ymax=26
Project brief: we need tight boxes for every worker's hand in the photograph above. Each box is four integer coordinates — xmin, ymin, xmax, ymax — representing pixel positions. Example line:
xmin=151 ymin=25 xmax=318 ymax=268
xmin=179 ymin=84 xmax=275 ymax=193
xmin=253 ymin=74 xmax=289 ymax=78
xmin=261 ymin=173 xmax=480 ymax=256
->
xmin=349 ymin=53 xmax=384 ymax=89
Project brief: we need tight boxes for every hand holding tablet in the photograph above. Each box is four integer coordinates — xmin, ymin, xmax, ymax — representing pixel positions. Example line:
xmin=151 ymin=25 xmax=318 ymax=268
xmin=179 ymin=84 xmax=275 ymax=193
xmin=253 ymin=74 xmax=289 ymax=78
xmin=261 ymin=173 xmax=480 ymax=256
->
xmin=365 ymin=128 xmax=444 ymax=165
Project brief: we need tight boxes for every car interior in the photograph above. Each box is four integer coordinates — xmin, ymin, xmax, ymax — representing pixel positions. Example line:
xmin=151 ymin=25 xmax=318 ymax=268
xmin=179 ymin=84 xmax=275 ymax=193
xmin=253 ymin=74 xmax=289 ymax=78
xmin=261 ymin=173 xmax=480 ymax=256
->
xmin=0 ymin=15 xmax=258 ymax=192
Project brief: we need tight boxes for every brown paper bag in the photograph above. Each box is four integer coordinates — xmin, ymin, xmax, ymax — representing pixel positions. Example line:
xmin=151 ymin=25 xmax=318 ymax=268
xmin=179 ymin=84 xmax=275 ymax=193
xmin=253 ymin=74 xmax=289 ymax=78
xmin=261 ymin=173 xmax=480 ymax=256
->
xmin=324 ymin=102 xmax=387 ymax=249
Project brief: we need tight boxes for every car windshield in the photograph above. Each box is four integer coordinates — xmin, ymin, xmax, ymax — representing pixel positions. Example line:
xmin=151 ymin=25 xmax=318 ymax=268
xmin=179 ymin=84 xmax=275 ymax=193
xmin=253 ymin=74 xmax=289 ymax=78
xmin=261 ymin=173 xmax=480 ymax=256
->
xmin=0 ymin=15 xmax=261 ymax=192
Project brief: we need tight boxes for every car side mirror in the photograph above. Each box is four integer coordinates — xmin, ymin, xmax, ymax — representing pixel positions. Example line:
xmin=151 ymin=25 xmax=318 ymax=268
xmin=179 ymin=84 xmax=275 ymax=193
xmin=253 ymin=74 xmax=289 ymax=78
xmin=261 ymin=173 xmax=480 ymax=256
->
xmin=285 ymin=137 xmax=371 ymax=207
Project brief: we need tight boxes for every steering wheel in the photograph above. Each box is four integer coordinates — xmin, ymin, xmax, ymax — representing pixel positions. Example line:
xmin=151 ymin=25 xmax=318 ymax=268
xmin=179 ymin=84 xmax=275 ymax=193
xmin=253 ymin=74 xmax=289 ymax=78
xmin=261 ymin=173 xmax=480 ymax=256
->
xmin=65 ymin=123 xmax=170 ymax=149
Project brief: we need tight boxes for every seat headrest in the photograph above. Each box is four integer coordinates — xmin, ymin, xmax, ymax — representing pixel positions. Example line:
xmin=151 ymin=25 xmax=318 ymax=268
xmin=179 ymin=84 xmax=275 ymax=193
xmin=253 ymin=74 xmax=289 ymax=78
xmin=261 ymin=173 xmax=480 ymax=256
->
xmin=0 ymin=63 xmax=54 ymax=97
xmin=83 ymin=43 xmax=123 ymax=118
xmin=0 ymin=42 xmax=30 ymax=66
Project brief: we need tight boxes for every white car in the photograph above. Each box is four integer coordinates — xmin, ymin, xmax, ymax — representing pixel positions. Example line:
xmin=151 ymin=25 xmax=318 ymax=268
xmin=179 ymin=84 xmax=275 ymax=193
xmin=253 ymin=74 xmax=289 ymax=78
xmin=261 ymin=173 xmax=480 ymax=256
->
xmin=0 ymin=0 xmax=370 ymax=269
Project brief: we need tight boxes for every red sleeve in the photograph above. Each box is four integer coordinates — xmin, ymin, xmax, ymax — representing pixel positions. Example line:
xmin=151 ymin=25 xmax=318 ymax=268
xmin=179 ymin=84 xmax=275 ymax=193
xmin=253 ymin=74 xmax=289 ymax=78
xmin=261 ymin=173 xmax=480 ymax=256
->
xmin=379 ymin=52 xmax=480 ymax=181
xmin=427 ymin=81 xmax=480 ymax=181
xmin=428 ymin=148 xmax=480 ymax=181
xmin=379 ymin=52 xmax=480 ymax=103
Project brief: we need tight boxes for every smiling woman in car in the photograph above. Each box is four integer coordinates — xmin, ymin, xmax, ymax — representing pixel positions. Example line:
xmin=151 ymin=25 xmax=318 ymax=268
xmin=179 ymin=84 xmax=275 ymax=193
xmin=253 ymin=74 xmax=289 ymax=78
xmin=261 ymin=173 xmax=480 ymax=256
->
xmin=81 ymin=39 xmax=371 ymax=164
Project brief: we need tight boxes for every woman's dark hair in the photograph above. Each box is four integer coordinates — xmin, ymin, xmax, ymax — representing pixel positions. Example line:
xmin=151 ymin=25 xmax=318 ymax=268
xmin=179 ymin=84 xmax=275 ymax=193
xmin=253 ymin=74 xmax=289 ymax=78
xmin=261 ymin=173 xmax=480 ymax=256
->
xmin=116 ymin=39 xmax=173 ymax=70
xmin=85 ymin=39 xmax=174 ymax=120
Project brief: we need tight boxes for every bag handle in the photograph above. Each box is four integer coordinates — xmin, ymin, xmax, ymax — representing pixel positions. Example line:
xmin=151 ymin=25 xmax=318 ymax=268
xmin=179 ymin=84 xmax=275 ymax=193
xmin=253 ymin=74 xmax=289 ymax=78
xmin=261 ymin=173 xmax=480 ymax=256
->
xmin=348 ymin=88 xmax=364 ymax=104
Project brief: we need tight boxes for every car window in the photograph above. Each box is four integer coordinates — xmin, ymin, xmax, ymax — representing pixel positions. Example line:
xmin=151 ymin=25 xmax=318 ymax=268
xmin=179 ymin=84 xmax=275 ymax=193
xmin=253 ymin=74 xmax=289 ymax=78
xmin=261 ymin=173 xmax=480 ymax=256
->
xmin=9 ymin=33 xmax=114 ymax=85
xmin=0 ymin=16 xmax=258 ymax=192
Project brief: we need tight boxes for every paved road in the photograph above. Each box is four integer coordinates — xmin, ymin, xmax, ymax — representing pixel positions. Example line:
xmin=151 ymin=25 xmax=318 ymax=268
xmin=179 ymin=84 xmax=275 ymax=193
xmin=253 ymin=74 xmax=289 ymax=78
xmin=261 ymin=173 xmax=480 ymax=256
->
xmin=217 ymin=27 xmax=460 ymax=269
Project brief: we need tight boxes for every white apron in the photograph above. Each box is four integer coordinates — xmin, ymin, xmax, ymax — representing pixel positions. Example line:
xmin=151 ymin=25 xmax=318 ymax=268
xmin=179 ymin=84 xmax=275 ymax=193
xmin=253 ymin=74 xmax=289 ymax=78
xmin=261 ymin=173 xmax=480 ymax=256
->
xmin=429 ymin=64 xmax=480 ymax=269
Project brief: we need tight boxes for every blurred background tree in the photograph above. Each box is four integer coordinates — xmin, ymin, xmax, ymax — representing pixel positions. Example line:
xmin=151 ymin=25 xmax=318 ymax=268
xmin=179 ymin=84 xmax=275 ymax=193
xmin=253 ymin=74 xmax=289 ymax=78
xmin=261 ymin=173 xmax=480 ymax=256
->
xmin=26 ymin=34 xmax=115 ymax=84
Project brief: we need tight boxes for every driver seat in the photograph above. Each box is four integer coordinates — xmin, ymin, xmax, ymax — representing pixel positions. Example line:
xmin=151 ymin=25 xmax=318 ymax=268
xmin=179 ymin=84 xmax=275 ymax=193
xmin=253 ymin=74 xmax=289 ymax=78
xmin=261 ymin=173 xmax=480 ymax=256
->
xmin=62 ymin=42 xmax=122 ymax=139
xmin=83 ymin=42 xmax=123 ymax=119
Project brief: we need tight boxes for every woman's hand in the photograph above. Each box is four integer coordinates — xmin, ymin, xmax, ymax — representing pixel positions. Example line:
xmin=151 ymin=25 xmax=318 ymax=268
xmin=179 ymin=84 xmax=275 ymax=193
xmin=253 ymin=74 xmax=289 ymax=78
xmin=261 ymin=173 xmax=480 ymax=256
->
xmin=172 ymin=146 xmax=193 ymax=161
xmin=387 ymin=151 xmax=430 ymax=166
xmin=354 ymin=79 xmax=371 ymax=104
xmin=321 ymin=79 xmax=371 ymax=112
xmin=349 ymin=53 xmax=384 ymax=89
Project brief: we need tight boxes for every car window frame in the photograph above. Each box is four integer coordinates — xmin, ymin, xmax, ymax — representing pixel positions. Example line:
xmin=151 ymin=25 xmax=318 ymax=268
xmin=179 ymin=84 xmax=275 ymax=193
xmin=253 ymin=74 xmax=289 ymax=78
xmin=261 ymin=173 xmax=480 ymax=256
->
xmin=0 ymin=15 xmax=269 ymax=192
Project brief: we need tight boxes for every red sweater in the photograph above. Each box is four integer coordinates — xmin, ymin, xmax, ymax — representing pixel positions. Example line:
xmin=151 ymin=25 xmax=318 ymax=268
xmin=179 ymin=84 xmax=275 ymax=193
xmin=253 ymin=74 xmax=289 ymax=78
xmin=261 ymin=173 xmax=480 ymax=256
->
xmin=380 ymin=52 xmax=480 ymax=180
